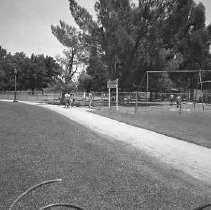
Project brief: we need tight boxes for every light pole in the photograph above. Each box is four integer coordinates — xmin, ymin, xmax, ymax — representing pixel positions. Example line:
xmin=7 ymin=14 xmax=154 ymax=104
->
xmin=13 ymin=68 xmax=18 ymax=102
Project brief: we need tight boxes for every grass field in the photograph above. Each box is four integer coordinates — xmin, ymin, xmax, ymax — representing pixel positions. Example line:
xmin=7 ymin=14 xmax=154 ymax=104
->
xmin=92 ymin=104 xmax=211 ymax=149
xmin=1 ymin=101 xmax=211 ymax=209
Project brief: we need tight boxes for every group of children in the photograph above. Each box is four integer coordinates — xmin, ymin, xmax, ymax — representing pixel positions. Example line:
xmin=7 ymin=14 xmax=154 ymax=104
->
xmin=169 ymin=94 xmax=182 ymax=108
xmin=64 ymin=93 xmax=75 ymax=108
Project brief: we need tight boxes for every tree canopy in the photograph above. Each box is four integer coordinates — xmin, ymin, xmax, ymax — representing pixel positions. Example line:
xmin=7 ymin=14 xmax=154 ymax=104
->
xmin=53 ymin=0 xmax=211 ymax=92
xmin=0 ymin=47 xmax=61 ymax=92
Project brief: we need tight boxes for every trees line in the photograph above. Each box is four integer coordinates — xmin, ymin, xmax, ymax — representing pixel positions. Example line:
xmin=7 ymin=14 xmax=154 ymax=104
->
xmin=1 ymin=0 xmax=211 ymax=94
xmin=0 ymin=48 xmax=61 ymax=93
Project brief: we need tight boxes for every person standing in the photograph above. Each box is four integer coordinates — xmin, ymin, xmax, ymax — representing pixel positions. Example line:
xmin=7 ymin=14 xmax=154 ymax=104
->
xmin=176 ymin=95 xmax=181 ymax=108
xmin=64 ymin=92 xmax=70 ymax=108
xmin=88 ymin=92 xmax=93 ymax=108
xmin=169 ymin=94 xmax=174 ymax=106
xmin=64 ymin=92 xmax=68 ymax=108
xmin=70 ymin=93 xmax=75 ymax=107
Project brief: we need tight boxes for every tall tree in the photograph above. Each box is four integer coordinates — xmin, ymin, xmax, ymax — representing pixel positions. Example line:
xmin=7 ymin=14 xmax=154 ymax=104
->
xmin=66 ymin=0 xmax=210 ymax=91
xmin=51 ymin=20 xmax=89 ymax=94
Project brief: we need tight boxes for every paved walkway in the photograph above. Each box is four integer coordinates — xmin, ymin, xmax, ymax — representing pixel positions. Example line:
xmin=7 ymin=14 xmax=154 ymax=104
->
xmin=2 ymin=100 xmax=211 ymax=185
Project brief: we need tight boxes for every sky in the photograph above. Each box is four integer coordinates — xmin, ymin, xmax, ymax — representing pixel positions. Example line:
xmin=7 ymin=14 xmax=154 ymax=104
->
xmin=0 ymin=0 xmax=96 ymax=57
xmin=0 ymin=0 xmax=211 ymax=58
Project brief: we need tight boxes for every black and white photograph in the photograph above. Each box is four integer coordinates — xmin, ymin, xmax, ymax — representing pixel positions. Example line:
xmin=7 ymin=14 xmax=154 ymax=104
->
xmin=0 ymin=0 xmax=211 ymax=209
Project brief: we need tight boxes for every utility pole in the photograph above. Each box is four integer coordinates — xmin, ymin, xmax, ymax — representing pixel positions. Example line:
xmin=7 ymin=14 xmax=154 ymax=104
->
xmin=13 ymin=68 xmax=18 ymax=102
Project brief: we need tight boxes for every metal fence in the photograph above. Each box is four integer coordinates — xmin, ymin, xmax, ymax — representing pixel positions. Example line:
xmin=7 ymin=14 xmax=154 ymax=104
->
xmin=73 ymin=92 xmax=109 ymax=107
xmin=0 ymin=91 xmax=60 ymax=102
xmin=0 ymin=90 xmax=210 ymax=111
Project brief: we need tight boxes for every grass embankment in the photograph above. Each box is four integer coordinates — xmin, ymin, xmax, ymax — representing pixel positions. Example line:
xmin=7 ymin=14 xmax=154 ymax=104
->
xmin=92 ymin=106 xmax=211 ymax=149
xmin=0 ymin=101 xmax=211 ymax=209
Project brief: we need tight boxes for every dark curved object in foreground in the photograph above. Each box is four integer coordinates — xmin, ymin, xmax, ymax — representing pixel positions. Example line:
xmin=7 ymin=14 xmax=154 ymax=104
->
xmin=39 ymin=203 xmax=86 ymax=210
xmin=193 ymin=203 xmax=211 ymax=210
xmin=9 ymin=179 xmax=62 ymax=210
xmin=39 ymin=202 xmax=211 ymax=210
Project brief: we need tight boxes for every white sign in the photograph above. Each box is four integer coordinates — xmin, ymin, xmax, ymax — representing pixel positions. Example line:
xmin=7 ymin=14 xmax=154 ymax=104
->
xmin=107 ymin=79 xmax=118 ymax=89
xmin=107 ymin=79 xmax=119 ymax=110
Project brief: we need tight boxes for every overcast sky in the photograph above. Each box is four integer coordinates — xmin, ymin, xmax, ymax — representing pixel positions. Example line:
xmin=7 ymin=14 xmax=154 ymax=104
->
xmin=0 ymin=0 xmax=210 ymax=58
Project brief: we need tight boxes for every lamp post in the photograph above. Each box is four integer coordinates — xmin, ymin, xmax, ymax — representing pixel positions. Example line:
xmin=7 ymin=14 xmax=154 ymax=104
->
xmin=13 ymin=68 xmax=18 ymax=102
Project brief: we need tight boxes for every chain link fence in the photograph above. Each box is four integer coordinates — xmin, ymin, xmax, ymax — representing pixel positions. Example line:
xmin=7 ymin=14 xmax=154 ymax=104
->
xmin=0 ymin=91 xmax=60 ymax=102
xmin=0 ymin=90 xmax=210 ymax=112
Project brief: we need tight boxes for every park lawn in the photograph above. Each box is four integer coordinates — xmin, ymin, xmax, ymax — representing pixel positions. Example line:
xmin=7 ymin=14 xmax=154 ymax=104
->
xmin=92 ymin=106 xmax=211 ymax=149
xmin=0 ymin=101 xmax=211 ymax=209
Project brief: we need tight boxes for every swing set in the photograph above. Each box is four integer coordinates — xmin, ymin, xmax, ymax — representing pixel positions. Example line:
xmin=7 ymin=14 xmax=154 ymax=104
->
xmin=142 ymin=69 xmax=211 ymax=112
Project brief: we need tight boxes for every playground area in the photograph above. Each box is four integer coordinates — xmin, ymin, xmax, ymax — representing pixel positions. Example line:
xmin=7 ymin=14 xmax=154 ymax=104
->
xmin=115 ymin=101 xmax=211 ymax=114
